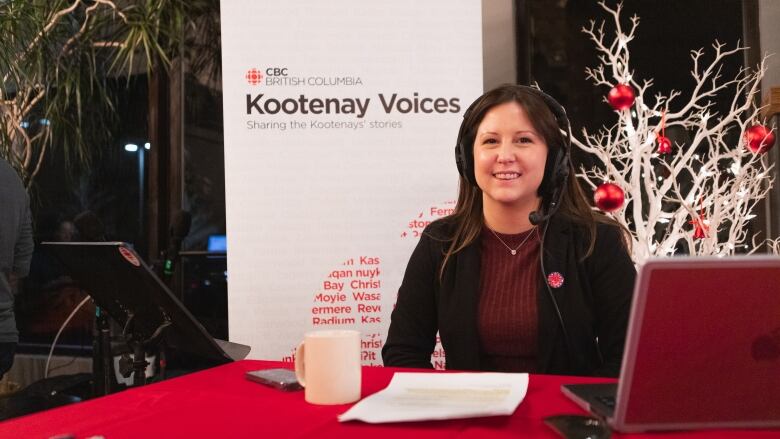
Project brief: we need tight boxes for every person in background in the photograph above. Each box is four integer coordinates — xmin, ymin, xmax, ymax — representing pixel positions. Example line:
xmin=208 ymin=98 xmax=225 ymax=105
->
xmin=383 ymin=84 xmax=635 ymax=377
xmin=54 ymin=219 xmax=76 ymax=243
xmin=0 ymin=158 xmax=34 ymax=379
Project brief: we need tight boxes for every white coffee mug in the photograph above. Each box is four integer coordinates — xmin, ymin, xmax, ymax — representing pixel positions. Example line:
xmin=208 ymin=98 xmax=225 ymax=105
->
xmin=294 ymin=329 xmax=361 ymax=405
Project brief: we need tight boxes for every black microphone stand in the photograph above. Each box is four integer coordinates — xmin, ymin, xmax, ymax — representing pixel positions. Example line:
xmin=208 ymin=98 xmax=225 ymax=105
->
xmin=73 ymin=212 xmax=119 ymax=397
xmin=92 ymin=306 xmax=114 ymax=396
xmin=119 ymin=313 xmax=171 ymax=386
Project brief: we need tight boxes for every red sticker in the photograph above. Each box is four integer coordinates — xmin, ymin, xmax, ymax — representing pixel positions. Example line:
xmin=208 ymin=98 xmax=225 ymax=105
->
xmin=547 ymin=272 xmax=564 ymax=289
xmin=118 ymin=247 xmax=141 ymax=267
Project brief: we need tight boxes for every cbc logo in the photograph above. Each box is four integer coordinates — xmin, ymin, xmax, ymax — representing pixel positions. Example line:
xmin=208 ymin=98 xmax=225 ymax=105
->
xmin=245 ymin=68 xmax=263 ymax=85
xmin=265 ymin=67 xmax=288 ymax=76
xmin=245 ymin=67 xmax=288 ymax=85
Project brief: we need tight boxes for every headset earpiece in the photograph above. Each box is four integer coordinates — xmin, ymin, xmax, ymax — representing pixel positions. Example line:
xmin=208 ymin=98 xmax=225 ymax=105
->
xmin=454 ymin=100 xmax=479 ymax=186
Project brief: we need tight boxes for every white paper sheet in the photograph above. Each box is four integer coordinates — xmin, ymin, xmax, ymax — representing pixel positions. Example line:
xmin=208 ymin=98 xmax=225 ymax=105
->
xmin=338 ymin=372 xmax=529 ymax=423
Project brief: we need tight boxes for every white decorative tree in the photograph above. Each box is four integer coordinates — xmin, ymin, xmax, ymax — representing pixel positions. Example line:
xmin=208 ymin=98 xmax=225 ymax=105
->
xmin=571 ymin=1 xmax=776 ymax=265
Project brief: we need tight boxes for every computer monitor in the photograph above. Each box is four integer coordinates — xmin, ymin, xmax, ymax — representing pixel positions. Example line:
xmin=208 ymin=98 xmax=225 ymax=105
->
xmin=207 ymin=235 xmax=227 ymax=253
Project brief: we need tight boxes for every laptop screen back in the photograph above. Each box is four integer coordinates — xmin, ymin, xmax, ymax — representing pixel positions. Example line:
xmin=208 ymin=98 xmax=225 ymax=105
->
xmin=617 ymin=257 xmax=780 ymax=429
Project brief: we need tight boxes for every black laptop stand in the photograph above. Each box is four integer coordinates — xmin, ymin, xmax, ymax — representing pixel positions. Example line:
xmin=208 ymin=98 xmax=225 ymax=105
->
xmin=42 ymin=242 xmax=249 ymax=392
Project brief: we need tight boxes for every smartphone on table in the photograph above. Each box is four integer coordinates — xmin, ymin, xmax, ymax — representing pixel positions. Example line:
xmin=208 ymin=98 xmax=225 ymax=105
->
xmin=245 ymin=368 xmax=303 ymax=391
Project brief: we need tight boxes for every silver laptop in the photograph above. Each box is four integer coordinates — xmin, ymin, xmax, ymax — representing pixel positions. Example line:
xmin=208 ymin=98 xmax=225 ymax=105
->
xmin=562 ymin=256 xmax=780 ymax=432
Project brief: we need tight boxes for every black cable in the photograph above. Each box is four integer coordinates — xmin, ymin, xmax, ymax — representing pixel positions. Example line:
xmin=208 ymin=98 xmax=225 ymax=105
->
xmin=47 ymin=355 xmax=78 ymax=374
xmin=538 ymin=219 xmax=576 ymax=371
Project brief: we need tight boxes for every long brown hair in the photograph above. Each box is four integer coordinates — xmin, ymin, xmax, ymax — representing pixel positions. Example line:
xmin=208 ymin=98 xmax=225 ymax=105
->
xmin=438 ymin=85 xmax=626 ymax=279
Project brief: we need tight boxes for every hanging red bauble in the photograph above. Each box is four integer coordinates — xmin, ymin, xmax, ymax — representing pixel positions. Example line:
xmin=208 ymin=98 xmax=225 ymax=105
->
xmin=693 ymin=224 xmax=706 ymax=239
xmin=656 ymin=109 xmax=672 ymax=155
xmin=744 ymin=124 xmax=776 ymax=154
xmin=607 ymin=84 xmax=635 ymax=110
xmin=689 ymin=217 xmax=708 ymax=240
xmin=594 ymin=183 xmax=625 ymax=212
xmin=657 ymin=135 xmax=672 ymax=155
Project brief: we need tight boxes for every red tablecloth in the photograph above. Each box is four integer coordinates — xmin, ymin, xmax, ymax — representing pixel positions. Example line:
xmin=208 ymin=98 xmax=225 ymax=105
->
xmin=0 ymin=360 xmax=777 ymax=438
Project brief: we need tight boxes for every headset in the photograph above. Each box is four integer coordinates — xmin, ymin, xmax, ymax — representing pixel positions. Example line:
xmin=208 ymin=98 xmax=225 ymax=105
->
xmin=455 ymin=85 xmax=572 ymax=225
xmin=454 ymin=85 xmax=587 ymax=373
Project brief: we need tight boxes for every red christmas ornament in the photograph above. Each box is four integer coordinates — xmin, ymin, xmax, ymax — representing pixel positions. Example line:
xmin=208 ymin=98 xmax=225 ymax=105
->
xmin=689 ymin=196 xmax=709 ymax=240
xmin=744 ymin=124 xmax=776 ymax=154
xmin=689 ymin=218 xmax=708 ymax=239
xmin=657 ymin=135 xmax=672 ymax=155
xmin=656 ymin=109 xmax=672 ymax=155
xmin=594 ymin=183 xmax=625 ymax=212
xmin=607 ymin=84 xmax=635 ymax=111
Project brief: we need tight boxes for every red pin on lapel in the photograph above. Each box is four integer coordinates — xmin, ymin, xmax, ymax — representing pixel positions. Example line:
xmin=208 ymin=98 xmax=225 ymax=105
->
xmin=547 ymin=272 xmax=564 ymax=289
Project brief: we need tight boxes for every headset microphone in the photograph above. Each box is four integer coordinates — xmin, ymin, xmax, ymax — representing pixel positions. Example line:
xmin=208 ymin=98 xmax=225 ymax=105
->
xmin=529 ymin=161 xmax=568 ymax=225
xmin=529 ymin=203 xmax=553 ymax=226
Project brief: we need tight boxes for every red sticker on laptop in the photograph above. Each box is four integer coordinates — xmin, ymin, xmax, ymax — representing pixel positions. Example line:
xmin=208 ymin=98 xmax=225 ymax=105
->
xmin=118 ymin=247 xmax=141 ymax=267
xmin=547 ymin=272 xmax=564 ymax=288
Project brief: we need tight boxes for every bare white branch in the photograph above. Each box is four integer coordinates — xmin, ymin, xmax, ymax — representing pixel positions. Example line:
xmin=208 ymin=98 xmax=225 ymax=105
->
xmin=572 ymin=2 xmax=777 ymax=264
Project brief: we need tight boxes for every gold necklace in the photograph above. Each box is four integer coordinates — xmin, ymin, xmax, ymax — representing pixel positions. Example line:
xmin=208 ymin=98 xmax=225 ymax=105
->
xmin=489 ymin=226 xmax=537 ymax=255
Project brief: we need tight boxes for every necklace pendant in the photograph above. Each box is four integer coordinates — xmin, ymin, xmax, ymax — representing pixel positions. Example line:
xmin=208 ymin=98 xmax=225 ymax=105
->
xmin=511 ymin=250 xmax=517 ymax=255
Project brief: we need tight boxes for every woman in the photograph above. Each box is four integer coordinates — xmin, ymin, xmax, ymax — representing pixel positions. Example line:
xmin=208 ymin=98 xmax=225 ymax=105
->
xmin=382 ymin=84 xmax=635 ymax=377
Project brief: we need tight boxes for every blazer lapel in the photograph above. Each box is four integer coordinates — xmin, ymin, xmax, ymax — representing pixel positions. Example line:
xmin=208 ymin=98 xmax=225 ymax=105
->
xmin=451 ymin=240 xmax=482 ymax=369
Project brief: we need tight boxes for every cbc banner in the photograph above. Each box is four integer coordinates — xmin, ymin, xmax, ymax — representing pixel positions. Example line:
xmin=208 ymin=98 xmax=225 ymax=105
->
xmin=221 ymin=1 xmax=483 ymax=367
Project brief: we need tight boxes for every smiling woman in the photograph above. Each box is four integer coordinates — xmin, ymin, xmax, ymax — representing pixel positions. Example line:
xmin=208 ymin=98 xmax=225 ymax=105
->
xmin=473 ymin=101 xmax=548 ymax=233
xmin=383 ymin=84 xmax=636 ymax=377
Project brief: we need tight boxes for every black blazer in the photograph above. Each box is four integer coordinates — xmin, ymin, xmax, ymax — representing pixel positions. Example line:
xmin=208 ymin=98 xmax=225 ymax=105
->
xmin=382 ymin=214 xmax=636 ymax=377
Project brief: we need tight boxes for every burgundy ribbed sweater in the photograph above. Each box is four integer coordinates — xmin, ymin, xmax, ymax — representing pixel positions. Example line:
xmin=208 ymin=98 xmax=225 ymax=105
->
xmin=477 ymin=225 xmax=540 ymax=372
